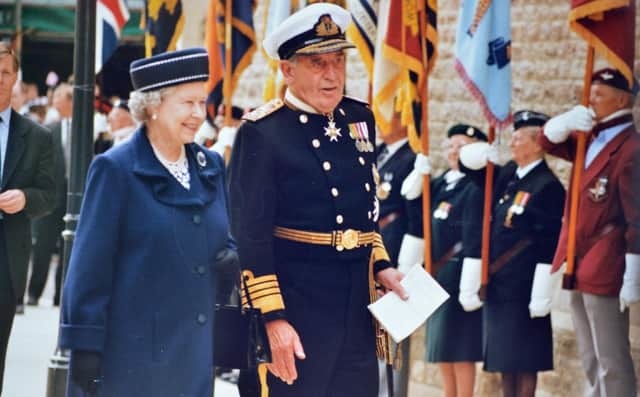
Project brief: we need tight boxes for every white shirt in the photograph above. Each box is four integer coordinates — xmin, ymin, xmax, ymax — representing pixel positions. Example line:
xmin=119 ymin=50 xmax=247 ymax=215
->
xmin=585 ymin=109 xmax=633 ymax=168
xmin=0 ymin=106 xmax=11 ymax=182
xmin=516 ymin=158 xmax=542 ymax=179
xmin=378 ymin=138 xmax=408 ymax=168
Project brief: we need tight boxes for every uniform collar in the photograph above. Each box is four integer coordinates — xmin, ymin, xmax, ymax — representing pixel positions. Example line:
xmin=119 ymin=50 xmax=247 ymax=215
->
xmin=284 ymin=89 xmax=322 ymax=114
xmin=516 ymin=158 xmax=543 ymax=179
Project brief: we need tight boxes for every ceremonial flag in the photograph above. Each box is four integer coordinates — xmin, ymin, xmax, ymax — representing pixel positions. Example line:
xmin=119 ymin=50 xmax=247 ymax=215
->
xmin=205 ymin=0 xmax=256 ymax=121
xmin=96 ymin=0 xmax=130 ymax=74
xmin=143 ymin=0 xmax=184 ymax=57
xmin=346 ymin=0 xmax=378 ymax=79
xmin=261 ymin=0 xmax=294 ymax=101
xmin=454 ymin=0 xmax=511 ymax=128
xmin=373 ymin=0 xmax=437 ymax=152
xmin=205 ymin=0 xmax=223 ymax=122
xmin=569 ymin=0 xmax=636 ymax=87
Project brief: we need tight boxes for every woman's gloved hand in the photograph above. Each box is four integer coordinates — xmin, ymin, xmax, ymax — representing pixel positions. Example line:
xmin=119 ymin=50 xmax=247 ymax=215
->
xmin=70 ymin=350 xmax=102 ymax=395
xmin=213 ymin=248 xmax=240 ymax=273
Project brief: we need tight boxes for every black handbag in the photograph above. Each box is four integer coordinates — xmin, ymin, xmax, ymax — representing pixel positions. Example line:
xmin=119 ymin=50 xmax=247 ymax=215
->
xmin=213 ymin=275 xmax=271 ymax=369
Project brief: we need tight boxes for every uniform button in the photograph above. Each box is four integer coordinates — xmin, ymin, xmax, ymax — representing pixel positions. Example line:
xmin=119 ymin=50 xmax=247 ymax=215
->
xmin=323 ymin=161 xmax=331 ymax=171
xmin=299 ymin=114 xmax=308 ymax=124
xmin=365 ymin=183 xmax=371 ymax=191
xmin=312 ymin=139 xmax=320 ymax=148
xmin=192 ymin=214 xmax=201 ymax=224
xmin=359 ymin=157 xmax=365 ymax=166
xmin=336 ymin=215 xmax=344 ymax=224
xmin=196 ymin=265 xmax=206 ymax=275
xmin=197 ymin=314 xmax=207 ymax=324
xmin=368 ymin=211 xmax=372 ymax=219
xmin=331 ymin=188 xmax=339 ymax=197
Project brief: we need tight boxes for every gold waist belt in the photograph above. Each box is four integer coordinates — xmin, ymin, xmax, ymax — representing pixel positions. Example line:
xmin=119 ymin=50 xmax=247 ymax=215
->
xmin=273 ymin=226 xmax=376 ymax=252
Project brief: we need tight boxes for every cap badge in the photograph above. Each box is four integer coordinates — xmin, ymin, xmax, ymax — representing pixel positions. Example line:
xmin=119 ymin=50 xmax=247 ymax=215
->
xmin=315 ymin=14 xmax=340 ymax=37
xmin=197 ymin=151 xmax=207 ymax=167
xmin=601 ymin=72 xmax=614 ymax=80
xmin=466 ymin=127 xmax=474 ymax=136
xmin=522 ymin=111 xmax=529 ymax=121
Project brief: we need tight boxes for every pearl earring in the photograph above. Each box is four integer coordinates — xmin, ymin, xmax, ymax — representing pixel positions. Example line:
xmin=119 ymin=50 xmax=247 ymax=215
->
xmin=151 ymin=113 xmax=158 ymax=120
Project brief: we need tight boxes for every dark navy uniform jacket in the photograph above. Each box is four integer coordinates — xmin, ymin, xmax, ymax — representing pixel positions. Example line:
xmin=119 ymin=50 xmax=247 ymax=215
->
xmin=377 ymin=141 xmax=417 ymax=264
xmin=228 ymin=96 xmax=391 ymax=319
xmin=59 ymin=129 xmax=232 ymax=397
xmin=487 ymin=160 xmax=565 ymax=302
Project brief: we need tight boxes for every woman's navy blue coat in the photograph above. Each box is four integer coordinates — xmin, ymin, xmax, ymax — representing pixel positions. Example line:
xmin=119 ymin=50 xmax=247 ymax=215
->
xmin=59 ymin=129 xmax=231 ymax=396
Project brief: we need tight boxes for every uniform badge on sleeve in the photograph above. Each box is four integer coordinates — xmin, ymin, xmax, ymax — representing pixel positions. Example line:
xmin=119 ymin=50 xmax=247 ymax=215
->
xmin=588 ymin=177 xmax=608 ymax=202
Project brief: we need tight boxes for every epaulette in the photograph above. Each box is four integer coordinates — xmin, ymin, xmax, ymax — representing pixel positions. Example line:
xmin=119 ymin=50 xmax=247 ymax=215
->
xmin=242 ymin=99 xmax=284 ymax=122
xmin=342 ymin=95 xmax=370 ymax=107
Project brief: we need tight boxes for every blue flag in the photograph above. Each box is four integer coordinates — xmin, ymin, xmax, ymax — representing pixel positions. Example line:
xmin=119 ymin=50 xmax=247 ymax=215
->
xmin=455 ymin=0 xmax=511 ymax=128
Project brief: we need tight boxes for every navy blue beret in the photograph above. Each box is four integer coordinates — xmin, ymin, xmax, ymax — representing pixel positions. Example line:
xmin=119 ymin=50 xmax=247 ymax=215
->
xmin=130 ymin=47 xmax=209 ymax=92
xmin=513 ymin=110 xmax=549 ymax=130
xmin=447 ymin=124 xmax=487 ymax=142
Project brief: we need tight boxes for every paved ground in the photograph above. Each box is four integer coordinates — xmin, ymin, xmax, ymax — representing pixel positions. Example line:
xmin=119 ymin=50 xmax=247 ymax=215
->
xmin=3 ymin=260 xmax=240 ymax=397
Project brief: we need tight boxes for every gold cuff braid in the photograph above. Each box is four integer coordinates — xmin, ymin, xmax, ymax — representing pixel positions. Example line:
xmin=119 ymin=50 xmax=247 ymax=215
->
xmin=241 ymin=270 xmax=285 ymax=314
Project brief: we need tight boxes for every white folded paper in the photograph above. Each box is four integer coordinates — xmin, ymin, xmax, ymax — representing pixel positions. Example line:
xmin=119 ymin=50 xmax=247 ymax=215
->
xmin=368 ymin=264 xmax=450 ymax=343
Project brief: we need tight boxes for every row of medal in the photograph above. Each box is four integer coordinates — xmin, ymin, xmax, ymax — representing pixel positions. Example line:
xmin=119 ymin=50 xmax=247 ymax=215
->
xmin=348 ymin=121 xmax=374 ymax=152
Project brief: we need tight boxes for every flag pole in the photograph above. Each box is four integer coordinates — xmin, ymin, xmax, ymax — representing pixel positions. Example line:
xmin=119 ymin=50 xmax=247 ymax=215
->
xmin=418 ymin=1 xmax=433 ymax=274
xmin=563 ymin=45 xmax=594 ymax=289
xmin=222 ymin=0 xmax=233 ymax=163
xmin=479 ymin=126 xmax=495 ymax=299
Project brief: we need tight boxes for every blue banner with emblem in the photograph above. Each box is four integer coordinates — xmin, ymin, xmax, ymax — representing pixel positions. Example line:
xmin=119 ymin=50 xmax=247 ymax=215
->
xmin=454 ymin=0 xmax=511 ymax=128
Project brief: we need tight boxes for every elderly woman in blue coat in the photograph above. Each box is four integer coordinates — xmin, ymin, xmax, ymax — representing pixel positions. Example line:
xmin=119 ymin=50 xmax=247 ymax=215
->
xmin=59 ymin=48 xmax=235 ymax=396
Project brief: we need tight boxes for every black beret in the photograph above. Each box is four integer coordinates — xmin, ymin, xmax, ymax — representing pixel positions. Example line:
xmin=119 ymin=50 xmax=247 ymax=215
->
xmin=513 ymin=110 xmax=549 ymax=130
xmin=447 ymin=124 xmax=487 ymax=142
xmin=591 ymin=67 xmax=639 ymax=95
xmin=130 ymin=47 xmax=209 ymax=92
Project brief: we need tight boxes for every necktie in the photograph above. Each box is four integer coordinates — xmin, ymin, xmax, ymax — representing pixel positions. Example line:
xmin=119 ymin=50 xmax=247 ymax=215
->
xmin=377 ymin=146 xmax=390 ymax=167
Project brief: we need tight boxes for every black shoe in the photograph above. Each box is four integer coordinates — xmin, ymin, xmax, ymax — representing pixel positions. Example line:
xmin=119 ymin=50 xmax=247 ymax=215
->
xmin=26 ymin=297 xmax=38 ymax=306
xmin=15 ymin=304 xmax=25 ymax=315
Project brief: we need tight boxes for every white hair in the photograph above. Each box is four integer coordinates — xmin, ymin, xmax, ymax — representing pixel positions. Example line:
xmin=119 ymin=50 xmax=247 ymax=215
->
xmin=128 ymin=87 xmax=171 ymax=123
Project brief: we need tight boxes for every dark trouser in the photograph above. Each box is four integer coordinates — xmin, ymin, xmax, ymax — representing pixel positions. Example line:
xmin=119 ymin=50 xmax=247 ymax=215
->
xmin=267 ymin=254 xmax=379 ymax=397
xmin=28 ymin=204 xmax=65 ymax=303
xmin=0 ymin=222 xmax=17 ymax=394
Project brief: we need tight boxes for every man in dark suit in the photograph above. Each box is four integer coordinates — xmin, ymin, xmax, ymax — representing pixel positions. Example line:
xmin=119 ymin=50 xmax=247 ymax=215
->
xmin=539 ymin=68 xmax=639 ymax=397
xmin=27 ymin=82 xmax=71 ymax=306
xmin=376 ymin=110 xmax=418 ymax=265
xmin=0 ymin=42 xmax=56 ymax=393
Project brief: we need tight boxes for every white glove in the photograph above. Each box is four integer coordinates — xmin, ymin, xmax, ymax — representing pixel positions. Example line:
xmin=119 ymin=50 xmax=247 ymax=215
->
xmin=400 ymin=153 xmax=431 ymax=200
xmin=528 ymin=263 xmax=564 ymax=318
xmin=543 ymin=105 xmax=595 ymax=143
xmin=620 ymin=253 xmax=640 ymax=312
xmin=397 ymin=234 xmax=424 ymax=274
xmin=458 ymin=257 xmax=483 ymax=311
xmin=211 ymin=126 xmax=238 ymax=156
xmin=194 ymin=120 xmax=217 ymax=145
xmin=459 ymin=142 xmax=491 ymax=170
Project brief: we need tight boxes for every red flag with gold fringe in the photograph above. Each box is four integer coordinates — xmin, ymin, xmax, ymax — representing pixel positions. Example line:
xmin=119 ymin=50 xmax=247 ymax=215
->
xmin=569 ymin=0 xmax=636 ymax=87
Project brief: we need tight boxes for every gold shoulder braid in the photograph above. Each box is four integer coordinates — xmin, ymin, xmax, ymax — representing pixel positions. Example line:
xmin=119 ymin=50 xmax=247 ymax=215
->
xmin=242 ymin=99 xmax=284 ymax=122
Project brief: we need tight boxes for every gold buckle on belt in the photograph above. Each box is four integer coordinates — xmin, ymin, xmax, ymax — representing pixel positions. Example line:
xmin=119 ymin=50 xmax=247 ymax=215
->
xmin=337 ymin=229 xmax=359 ymax=251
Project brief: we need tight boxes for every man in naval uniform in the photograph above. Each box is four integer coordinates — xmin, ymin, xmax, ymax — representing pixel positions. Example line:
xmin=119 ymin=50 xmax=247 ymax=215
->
xmin=539 ymin=68 xmax=640 ymax=397
xmin=228 ymin=3 xmax=407 ymax=396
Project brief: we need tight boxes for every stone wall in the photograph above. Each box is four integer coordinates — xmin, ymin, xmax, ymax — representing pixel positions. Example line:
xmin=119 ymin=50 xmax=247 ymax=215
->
xmin=216 ymin=1 xmax=639 ymax=396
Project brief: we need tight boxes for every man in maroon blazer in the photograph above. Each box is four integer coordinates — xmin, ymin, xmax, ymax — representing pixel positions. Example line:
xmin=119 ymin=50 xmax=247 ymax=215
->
xmin=539 ymin=67 xmax=639 ymax=397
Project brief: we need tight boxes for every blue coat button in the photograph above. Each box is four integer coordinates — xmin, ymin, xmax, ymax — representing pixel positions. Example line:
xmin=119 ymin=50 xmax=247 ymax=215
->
xmin=193 ymin=214 xmax=202 ymax=224
xmin=196 ymin=265 xmax=206 ymax=275
xmin=197 ymin=314 xmax=207 ymax=324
